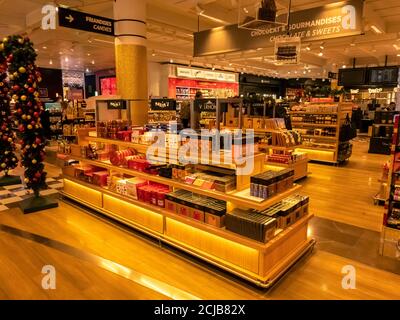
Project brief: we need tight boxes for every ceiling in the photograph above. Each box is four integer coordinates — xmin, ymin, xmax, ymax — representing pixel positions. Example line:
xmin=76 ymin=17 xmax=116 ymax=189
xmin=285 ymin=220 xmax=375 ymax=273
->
xmin=0 ymin=0 xmax=400 ymax=79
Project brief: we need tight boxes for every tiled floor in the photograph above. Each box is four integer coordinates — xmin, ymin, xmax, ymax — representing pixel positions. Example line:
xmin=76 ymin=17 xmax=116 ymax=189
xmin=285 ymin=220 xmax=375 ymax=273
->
xmin=0 ymin=176 xmax=63 ymax=211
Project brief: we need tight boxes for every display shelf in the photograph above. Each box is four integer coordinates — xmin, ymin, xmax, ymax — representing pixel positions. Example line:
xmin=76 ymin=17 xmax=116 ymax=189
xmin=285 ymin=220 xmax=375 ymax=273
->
xmin=85 ymin=136 xmax=149 ymax=154
xmin=61 ymin=154 xmax=300 ymax=211
xmin=301 ymin=135 xmax=337 ymax=141
xmin=265 ymin=157 xmax=309 ymax=181
xmin=291 ymin=102 xmax=353 ymax=164
xmin=291 ymin=123 xmax=337 ymax=128
xmin=61 ymin=175 xmax=314 ymax=287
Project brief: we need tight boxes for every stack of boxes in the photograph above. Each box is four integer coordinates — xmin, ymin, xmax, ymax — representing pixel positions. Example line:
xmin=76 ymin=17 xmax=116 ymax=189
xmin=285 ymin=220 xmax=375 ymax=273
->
xmin=250 ymin=169 xmax=294 ymax=199
xmin=225 ymin=195 xmax=309 ymax=243
xmin=165 ymin=190 xmax=226 ymax=227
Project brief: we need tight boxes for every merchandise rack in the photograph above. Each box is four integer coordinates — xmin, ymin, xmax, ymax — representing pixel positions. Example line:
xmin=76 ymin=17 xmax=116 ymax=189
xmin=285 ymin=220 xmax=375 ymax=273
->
xmin=380 ymin=115 xmax=400 ymax=258
xmin=290 ymin=102 xmax=354 ymax=163
xmin=59 ymin=130 xmax=315 ymax=287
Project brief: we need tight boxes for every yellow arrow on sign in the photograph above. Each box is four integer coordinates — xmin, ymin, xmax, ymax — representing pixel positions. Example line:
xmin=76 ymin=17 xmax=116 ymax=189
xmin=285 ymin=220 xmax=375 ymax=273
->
xmin=66 ymin=14 xmax=74 ymax=23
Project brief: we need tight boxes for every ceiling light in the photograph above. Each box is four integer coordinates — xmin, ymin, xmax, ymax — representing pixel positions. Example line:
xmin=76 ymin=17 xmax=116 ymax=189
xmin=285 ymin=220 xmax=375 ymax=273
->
xmin=65 ymin=57 xmax=69 ymax=62
xmin=229 ymin=63 xmax=232 ymax=66
xmin=151 ymin=50 xmax=156 ymax=57
xmin=87 ymin=53 xmax=91 ymax=56
xmin=42 ymin=46 xmax=47 ymax=50
xmin=199 ymin=13 xmax=228 ymax=25
xmin=397 ymin=54 xmax=400 ymax=57
xmin=91 ymin=60 xmax=95 ymax=64
xmin=306 ymin=44 xmax=311 ymax=51
xmin=58 ymin=51 xmax=62 ymax=55
xmin=170 ymin=59 xmax=174 ymax=63
xmin=371 ymin=25 xmax=383 ymax=34
xmin=241 ymin=71 xmax=244 ymax=74
xmin=195 ymin=4 xmax=205 ymax=15
xmin=49 ymin=59 xmax=53 ymax=65
xmin=308 ymin=69 xmax=311 ymax=73
xmin=320 ymin=43 xmax=325 ymax=50
xmin=86 ymin=68 xmax=89 ymax=72
xmin=318 ymin=52 xmax=323 ymax=56
xmin=35 ymin=48 xmax=39 ymax=52
xmin=212 ymin=65 xmax=215 ymax=70
xmin=342 ymin=65 xmax=346 ymax=68
xmin=303 ymin=71 xmax=307 ymax=74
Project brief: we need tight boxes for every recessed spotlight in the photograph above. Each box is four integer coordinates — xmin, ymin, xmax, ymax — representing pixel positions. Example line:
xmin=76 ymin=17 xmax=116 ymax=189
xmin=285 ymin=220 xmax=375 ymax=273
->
xmin=371 ymin=25 xmax=383 ymax=34
xmin=35 ymin=48 xmax=39 ymax=52
xmin=42 ymin=46 xmax=47 ymax=49
xmin=91 ymin=60 xmax=95 ymax=64
xmin=49 ymin=59 xmax=53 ymax=65
xmin=87 ymin=53 xmax=91 ymax=56
xmin=342 ymin=64 xmax=346 ymax=68
xmin=318 ymin=52 xmax=323 ymax=56
xmin=170 ymin=59 xmax=174 ymax=63
xmin=59 ymin=51 xmax=63 ymax=55
xmin=229 ymin=63 xmax=232 ymax=66
xmin=320 ymin=43 xmax=325 ymax=50
xmin=151 ymin=50 xmax=156 ymax=57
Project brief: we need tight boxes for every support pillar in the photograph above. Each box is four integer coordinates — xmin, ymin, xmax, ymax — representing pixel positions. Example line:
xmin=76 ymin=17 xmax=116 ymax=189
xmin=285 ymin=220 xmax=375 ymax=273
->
xmin=114 ymin=0 xmax=148 ymax=125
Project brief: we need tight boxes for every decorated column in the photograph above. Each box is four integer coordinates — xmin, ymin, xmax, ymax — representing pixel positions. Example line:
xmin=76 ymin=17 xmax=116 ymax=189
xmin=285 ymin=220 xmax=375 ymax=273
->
xmin=0 ymin=48 xmax=19 ymax=185
xmin=2 ymin=35 xmax=57 ymax=213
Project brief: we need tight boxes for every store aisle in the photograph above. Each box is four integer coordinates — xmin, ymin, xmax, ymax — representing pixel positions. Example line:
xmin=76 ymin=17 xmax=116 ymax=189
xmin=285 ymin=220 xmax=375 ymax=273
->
xmin=300 ymin=138 xmax=388 ymax=232
xmin=1 ymin=200 xmax=400 ymax=300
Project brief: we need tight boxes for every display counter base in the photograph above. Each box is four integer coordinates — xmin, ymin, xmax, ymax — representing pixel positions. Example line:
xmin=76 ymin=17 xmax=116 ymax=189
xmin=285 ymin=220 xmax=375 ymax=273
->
xmin=19 ymin=195 xmax=59 ymax=214
xmin=60 ymin=176 xmax=315 ymax=288
xmin=0 ymin=175 xmax=21 ymax=187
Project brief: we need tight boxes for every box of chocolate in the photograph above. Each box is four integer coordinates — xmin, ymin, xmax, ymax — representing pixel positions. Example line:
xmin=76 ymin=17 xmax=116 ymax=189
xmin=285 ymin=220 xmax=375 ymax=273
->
xmin=126 ymin=178 xmax=147 ymax=199
xmin=116 ymin=179 xmax=129 ymax=196
xmin=92 ymin=171 xmax=109 ymax=187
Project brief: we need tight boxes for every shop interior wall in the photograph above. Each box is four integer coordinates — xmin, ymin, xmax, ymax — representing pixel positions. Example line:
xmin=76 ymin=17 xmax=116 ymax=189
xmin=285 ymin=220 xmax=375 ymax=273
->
xmin=38 ymin=67 xmax=63 ymax=101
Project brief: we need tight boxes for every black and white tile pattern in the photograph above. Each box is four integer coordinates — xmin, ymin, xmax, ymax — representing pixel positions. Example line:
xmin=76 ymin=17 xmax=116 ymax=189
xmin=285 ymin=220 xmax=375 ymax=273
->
xmin=0 ymin=176 xmax=63 ymax=212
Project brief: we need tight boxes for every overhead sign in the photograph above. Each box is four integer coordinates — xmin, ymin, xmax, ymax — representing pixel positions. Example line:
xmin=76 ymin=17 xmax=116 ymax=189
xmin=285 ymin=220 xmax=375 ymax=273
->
xmin=150 ymin=99 xmax=177 ymax=111
xmin=58 ymin=7 xmax=114 ymax=36
xmin=194 ymin=99 xmax=217 ymax=112
xmin=274 ymin=38 xmax=301 ymax=65
xmin=176 ymin=67 xmax=237 ymax=83
xmin=194 ymin=0 xmax=363 ymax=56
xmin=107 ymin=100 xmax=127 ymax=110
xmin=368 ymin=88 xmax=383 ymax=94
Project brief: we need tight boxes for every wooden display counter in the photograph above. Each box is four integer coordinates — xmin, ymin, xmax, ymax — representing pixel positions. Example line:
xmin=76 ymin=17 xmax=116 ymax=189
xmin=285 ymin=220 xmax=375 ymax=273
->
xmin=59 ymin=130 xmax=315 ymax=287
xmin=62 ymin=176 xmax=314 ymax=287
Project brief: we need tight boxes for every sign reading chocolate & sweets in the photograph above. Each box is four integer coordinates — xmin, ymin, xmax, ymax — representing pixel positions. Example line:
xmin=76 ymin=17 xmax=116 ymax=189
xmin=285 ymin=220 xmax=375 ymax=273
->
xmin=194 ymin=0 xmax=363 ymax=56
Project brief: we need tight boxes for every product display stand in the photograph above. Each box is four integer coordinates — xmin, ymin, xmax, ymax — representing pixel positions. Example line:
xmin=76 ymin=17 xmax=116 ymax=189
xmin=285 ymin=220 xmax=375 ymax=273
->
xmin=19 ymin=193 xmax=59 ymax=214
xmin=380 ymin=115 xmax=400 ymax=258
xmin=59 ymin=129 xmax=315 ymax=287
xmin=290 ymin=102 xmax=354 ymax=164
xmin=0 ymin=174 xmax=21 ymax=186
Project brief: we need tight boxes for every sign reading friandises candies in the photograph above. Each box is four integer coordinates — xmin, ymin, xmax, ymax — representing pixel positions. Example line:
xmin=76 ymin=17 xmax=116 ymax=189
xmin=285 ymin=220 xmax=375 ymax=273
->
xmin=58 ymin=7 xmax=114 ymax=36
xmin=194 ymin=0 xmax=363 ymax=56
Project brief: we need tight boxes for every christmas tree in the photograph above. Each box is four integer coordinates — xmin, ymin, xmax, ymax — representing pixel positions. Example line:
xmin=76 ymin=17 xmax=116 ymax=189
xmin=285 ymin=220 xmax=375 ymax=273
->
xmin=0 ymin=47 xmax=19 ymax=183
xmin=2 ymin=35 xmax=47 ymax=197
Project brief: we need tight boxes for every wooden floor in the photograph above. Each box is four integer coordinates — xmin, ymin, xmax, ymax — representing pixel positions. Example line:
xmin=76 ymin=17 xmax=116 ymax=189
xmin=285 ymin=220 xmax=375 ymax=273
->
xmin=0 ymin=199 xmax=400 ymax=300
xmin=0 ymin=138 xmax=398 ymax=300
xmin=301 ymin=138 xmax=388 ymax=232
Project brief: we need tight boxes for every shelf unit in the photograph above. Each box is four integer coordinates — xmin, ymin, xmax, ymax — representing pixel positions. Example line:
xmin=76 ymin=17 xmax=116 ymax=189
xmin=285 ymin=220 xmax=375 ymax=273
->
xmin=259 ymin=144 xmax=308 ymax=181
xmin=290 ymin=102 xmax=353 ymax=163
xmin=60 ymin=131 xmax=315 ymax=287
